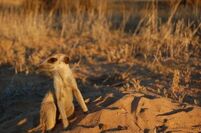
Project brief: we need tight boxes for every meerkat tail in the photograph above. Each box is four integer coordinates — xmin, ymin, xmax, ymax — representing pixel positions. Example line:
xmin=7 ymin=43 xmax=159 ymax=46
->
xmin=28 ymin=122 xmax=46 ymax=133
xmin=28 ymin=125 xmax=42 ymax=133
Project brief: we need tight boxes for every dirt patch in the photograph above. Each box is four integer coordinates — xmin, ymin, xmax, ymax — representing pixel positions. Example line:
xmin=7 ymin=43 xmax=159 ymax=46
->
xmin=0 ymin=62 xmax=201 ymax=133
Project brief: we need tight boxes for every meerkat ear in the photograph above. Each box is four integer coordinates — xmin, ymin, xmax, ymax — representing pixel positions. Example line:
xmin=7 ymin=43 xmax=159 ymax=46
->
xmin=63 ymin=56 xmax=70 ymax=64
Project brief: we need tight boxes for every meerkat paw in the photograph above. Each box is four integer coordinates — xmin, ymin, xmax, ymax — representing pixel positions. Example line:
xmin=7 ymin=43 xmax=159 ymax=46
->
xmin=84 ymin=111 xmax=89 ymax=115
xmin=83 ymin=108 xmax=89 ymax=113
xmin=62 ymin=119 xmax=69 ymax=129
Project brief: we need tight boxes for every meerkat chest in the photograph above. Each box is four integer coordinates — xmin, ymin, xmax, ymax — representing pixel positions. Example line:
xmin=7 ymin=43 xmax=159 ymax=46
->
xmin=62 ymin=86 xmax=73 ymax=96
xmin=54 ymin=77 xmax=73 ymax=98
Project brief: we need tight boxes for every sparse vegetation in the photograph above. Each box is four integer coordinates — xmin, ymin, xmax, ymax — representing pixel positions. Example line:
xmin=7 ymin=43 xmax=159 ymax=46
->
xmin=0 ymin=0 xmax=201 ymax=132
xmin=0 ymin=0 xmax=200 ymax=101
xmin=0 ymin=0 xmax=200 ymax=72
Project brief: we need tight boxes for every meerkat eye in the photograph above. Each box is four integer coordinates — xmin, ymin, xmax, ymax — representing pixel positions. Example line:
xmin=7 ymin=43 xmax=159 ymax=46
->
xmin=47 ymin=57 xmax=58 ymax=64
xmin=63 ymin=56 xmax=70 ymax=64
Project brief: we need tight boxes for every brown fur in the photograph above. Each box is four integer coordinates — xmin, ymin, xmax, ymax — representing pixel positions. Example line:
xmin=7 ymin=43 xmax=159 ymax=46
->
xmin=28 ymin=91 xmax=56 ymax=133
xmin=29 ymin=53 xmax=88 ymax=132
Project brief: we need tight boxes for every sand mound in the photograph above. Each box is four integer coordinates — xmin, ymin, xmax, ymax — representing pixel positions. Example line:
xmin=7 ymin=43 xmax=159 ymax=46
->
xmin=62 ymin=94 xmax=201 ymax=133
xmin=1 ymin=93 xmax=201 ymax=133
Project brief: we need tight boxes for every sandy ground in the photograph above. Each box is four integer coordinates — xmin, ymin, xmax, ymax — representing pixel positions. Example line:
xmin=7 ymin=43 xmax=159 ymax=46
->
xmin=0 ymin=63 xmax=201 ymax=133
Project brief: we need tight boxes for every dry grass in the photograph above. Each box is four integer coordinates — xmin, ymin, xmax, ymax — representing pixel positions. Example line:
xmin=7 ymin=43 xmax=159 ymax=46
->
xmin=0 ymin=0 xmax=200 ymax=101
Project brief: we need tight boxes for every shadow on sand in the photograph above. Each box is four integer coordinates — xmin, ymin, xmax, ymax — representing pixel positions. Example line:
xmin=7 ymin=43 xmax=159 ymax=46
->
xmin=0 ymin=64 xmax=128 ymax=133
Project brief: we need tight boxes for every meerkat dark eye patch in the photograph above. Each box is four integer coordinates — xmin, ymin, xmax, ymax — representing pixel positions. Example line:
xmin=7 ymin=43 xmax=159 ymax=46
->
xmin=63 ymin=56 xmax=70 ymax=64
xmin=47 ymin=57 xmax=58 ymax=63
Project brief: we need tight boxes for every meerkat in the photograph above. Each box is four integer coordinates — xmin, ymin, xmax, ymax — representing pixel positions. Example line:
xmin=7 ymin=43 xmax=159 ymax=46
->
xmin=33 ymin=53 xmax=88 ymax=131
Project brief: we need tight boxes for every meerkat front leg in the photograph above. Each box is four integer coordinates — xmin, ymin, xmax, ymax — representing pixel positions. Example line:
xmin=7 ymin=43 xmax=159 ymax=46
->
xmin=73 ymin=88 xmax=88 ymax=112
xmin=57 ymin=99 xmax=69 ymax=128
xmin=54 ymin=80 xmax=69 ymax=129
xmin=71 ymin=80 xmax=88 ymax=112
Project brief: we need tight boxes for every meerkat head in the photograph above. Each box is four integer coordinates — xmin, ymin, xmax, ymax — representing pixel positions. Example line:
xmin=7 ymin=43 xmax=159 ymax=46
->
xmin=38 ymin=54 xmax=70 ymax=75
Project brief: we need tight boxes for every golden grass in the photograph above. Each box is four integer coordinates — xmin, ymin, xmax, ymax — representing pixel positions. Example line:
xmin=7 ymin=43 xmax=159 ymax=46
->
xmin=0 ymin=0 xmax=200 ymax=76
